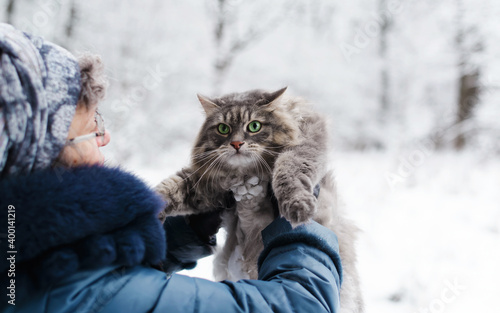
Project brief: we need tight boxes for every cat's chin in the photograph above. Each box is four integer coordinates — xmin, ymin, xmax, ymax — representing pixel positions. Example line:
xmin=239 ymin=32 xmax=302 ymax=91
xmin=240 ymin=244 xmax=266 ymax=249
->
xmin=226 ymin=154 xmax=253 ymax=168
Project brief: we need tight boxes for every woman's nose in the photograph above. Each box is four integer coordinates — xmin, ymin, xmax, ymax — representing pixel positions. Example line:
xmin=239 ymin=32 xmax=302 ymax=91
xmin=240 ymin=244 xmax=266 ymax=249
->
xmin=98 ymin=130 xmax=111 ymax=147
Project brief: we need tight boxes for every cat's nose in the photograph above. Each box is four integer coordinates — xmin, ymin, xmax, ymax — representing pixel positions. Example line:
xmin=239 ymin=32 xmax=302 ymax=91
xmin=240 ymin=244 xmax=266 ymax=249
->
xmin=230 ymin=141 xmax=245 ymax=151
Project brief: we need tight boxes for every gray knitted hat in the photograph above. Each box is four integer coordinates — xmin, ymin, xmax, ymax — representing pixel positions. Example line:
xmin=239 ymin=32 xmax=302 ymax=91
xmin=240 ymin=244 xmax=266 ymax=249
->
xmin=0 ymin=23 xmax=81 ymax=177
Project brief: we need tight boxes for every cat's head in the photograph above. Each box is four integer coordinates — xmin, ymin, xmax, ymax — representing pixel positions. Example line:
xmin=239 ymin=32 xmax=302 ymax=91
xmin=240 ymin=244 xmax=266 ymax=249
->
xmin=191 ymin=87 xmax=300 ymax=174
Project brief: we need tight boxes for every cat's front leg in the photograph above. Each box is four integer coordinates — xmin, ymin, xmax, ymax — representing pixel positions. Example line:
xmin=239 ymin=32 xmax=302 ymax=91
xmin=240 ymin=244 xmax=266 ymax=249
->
xmin=272 ymin=151 xmax=324 ymax=226
xmin=155 ymin=168 xmax=199 ymax=221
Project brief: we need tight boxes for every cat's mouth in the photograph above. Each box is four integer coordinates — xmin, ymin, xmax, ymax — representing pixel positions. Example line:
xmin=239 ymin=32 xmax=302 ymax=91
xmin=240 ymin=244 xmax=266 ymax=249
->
xmin=226 ymin=151 xmax=252 ymax=167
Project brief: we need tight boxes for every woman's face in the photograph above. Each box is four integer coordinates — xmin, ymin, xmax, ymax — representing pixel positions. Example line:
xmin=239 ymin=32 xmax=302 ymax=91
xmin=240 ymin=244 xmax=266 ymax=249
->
xmin=58 ymin=103 xmax=111 ymax=167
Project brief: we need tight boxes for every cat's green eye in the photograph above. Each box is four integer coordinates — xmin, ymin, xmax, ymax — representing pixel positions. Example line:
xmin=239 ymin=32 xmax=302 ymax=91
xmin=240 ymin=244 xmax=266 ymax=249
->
xmin=218 ymin=123 xmax=231 ymax=135
xmin=248 ymin=121 xmax=262 ymax=133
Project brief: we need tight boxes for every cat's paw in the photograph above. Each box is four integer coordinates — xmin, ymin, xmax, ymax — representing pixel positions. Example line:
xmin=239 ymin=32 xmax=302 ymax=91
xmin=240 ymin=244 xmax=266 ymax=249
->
xmin=279 ymin=191 xmax=317 ymax=226
xmin=155 ymin=175 xmax=186 ymax=215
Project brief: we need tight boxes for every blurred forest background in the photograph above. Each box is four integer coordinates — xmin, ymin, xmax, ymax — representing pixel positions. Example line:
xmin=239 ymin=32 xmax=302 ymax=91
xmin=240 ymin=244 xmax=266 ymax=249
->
xmin=2 ymin=0 xmax=499 ymax=312
xmin=2 ymin=0 xmax=499 ymax=160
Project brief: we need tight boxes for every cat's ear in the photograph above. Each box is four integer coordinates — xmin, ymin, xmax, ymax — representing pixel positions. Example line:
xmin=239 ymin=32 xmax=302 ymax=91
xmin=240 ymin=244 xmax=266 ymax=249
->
xmin=259 ymin=87 xmax=287 ymax=107
xmin=197 ymin=94 xmax=220 ymax=115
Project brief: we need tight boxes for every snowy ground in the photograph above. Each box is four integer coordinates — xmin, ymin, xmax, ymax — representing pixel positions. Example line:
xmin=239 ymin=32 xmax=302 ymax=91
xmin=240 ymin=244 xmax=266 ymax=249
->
xmin=126 ymin=148 xmax=500 ymax=313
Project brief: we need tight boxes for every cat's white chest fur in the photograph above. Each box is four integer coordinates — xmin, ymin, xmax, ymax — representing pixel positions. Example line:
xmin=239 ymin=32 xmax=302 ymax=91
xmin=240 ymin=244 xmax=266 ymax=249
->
xmin=221 ymin=174 xmax=272 ymax=224
xmin=227 ymin=245 xmax=249 ymax=280
xmin=225 ymin=175 xmax=268 ymax=204
xmin=219 ymin=174 xmax=273 ymax=280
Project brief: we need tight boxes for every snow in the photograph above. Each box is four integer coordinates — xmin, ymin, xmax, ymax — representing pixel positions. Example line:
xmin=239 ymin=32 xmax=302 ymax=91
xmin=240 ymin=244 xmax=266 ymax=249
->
xmin=331 ymin=151 xmax=500 ymax=312
xmin=129 ymin=150 xmax=500 ymax=312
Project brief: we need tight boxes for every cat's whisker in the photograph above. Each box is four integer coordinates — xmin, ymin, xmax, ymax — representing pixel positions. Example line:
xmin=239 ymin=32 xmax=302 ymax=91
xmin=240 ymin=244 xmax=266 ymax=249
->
xmin=191 ymin=151 xmax=218 ymax=163
xmin=251 ymin=154 xmax=261 ymax=179
xmin=213 ymin=155 xmax=227 ymax=195
xmin=260 ymin=149 xmax=280 ymax=156
xmin=247 ymin=152 xmax=261 ymax=178
xmin=191 ymin=153 xmax=219 ymax=167
xmin=249 ymin=153 xmax=263 ymax=180
xmin=255 ymin=153 xmax=273 ymax=174
xmin=193 ymin=153 xmax=226 ymax=190
xmin=191 ymin=150 xmax=213 ymax=158
xmin=191 ymin=152 xmax=219 ymax=167
xmin=254 ymin=153 xmax=267 ymax=180
xmin=184 ymin=153 xmax=221 ymax=182
xmin=210 ymin=154 xmax=226 ymax=195
xmin=262 ymin=145 xmax=287 ymax=150
xmin=192 ymin=149 xmax=218 ymax=157
xmin=246 ymin=146 xmax=279 ymax=155
xmin=245 ymin=149 xmax=273 ymax=179
xmin=192 ymin=154 xmax=216 ymax=162
xmin=210 ymin=153 xmax=229 ymax=193
xmin=208 ymin=150 xmax=232 ymax=192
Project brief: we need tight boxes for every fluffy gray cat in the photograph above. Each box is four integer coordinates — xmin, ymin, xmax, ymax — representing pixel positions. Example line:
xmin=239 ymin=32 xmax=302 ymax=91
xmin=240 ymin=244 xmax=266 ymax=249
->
xmin=156 ymin=87 xmax=364 ymax=313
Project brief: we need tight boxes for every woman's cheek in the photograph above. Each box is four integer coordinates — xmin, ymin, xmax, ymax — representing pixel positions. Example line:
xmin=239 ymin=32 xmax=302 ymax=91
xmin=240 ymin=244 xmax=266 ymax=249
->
xmin=93 ymin=149 xmax=105 ymax=165
xmin=57 ymin=140 xmax=104 ymax=167
xmin=83 ymin=143 xmax=104 ymax=166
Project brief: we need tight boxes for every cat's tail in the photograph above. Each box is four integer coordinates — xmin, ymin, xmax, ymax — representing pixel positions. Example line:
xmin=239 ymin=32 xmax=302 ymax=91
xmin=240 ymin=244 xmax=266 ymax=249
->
xmin=318 ymin=171 xmax=365 ymax=313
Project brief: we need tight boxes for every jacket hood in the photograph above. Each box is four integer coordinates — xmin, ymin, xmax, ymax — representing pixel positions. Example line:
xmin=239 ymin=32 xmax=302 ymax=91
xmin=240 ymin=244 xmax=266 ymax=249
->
xmin=0 ymin=23 xmax=82 ymax=177
xmin=0 ymin=165 xmax=166 ymax=286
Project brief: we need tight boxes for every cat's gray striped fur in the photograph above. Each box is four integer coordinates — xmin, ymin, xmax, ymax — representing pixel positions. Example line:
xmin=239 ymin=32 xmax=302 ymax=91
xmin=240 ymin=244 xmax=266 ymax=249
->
xmin=156 ymin=88 xmax=364 ymax=312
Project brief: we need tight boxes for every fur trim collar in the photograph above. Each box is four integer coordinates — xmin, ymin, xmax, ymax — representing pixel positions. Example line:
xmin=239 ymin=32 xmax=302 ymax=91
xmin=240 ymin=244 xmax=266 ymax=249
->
xmin=0 ymin=165 xmax=166 ymax=285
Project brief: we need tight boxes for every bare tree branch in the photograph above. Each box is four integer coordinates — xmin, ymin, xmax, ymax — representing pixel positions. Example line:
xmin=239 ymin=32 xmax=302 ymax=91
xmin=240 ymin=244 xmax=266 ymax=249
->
xmin=65 ymin=0 xmax=78 ymax=40
xmin=211 ymin=0 xmax=291 ymax=92
xmin=454 ymin=0 xmax=483 ymax=150
xmin=6 ymin=0 xmax=16 ymax=24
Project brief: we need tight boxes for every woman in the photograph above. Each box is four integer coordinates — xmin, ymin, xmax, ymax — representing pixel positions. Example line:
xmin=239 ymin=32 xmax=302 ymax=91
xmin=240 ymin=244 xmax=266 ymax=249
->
xmin=0 ymin=23 xmax=342 ymax=313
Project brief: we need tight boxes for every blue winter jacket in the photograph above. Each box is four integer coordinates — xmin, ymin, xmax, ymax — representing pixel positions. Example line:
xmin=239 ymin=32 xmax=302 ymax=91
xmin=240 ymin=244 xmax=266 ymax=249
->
xmin=0 ymin=166 xmax=342 ymax=313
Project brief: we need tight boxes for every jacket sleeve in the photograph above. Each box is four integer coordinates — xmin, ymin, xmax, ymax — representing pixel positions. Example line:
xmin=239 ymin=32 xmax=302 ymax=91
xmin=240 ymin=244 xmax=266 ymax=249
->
xmin=101 ymin=218 xmax=342 ymax=313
